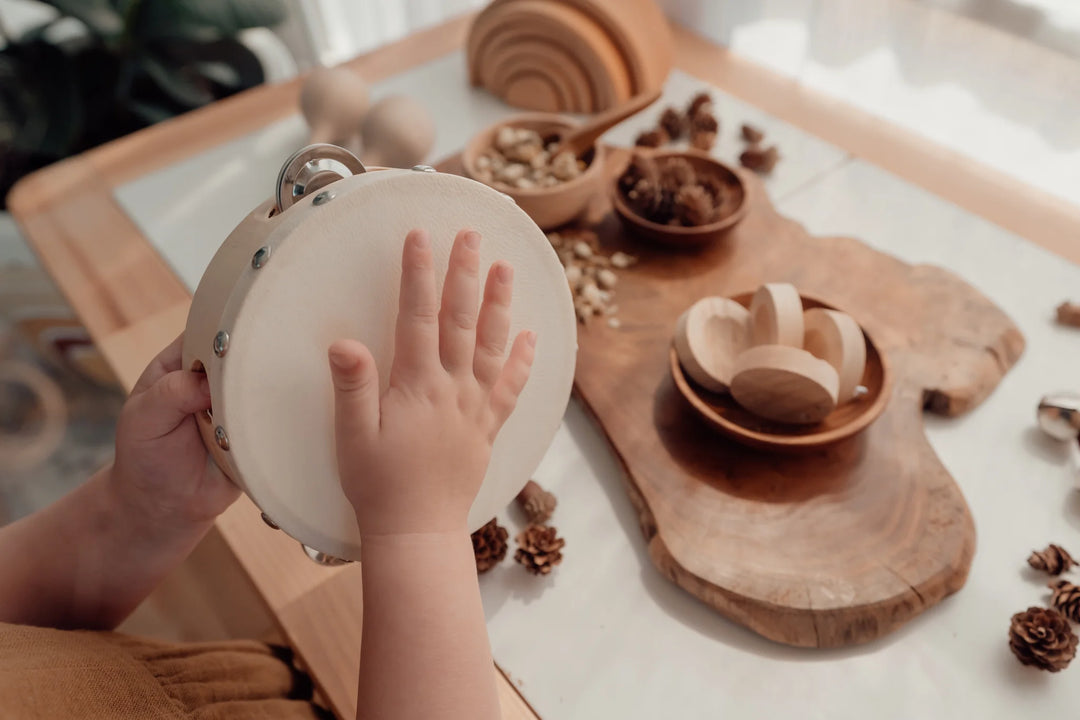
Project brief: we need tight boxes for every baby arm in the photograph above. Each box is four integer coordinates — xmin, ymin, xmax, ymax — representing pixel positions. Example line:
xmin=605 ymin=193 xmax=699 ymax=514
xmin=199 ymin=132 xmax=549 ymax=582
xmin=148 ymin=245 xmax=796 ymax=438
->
xmin=0 ymin=336 xmax=239 ymax=629
xmin=329 ymin=229 xmax=534 ymax=720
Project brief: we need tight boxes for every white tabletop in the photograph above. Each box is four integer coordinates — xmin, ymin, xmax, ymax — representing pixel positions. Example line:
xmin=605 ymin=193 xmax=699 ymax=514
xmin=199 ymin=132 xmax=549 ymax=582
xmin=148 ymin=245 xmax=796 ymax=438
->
xmin=115 ymin=52 xmax=1080 ymax=719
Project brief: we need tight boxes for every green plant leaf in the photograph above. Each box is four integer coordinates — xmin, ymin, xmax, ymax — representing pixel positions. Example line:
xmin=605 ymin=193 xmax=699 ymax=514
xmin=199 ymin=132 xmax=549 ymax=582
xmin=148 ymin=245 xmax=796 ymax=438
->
xmin=133 ymin=0 xmax=288 ymax=42
xmin=0 ymin=42 xmax=83 ymax=158
xmin=126 ymin=99 xmax=176 ymax=125
xmin=193 ymin=61 xmax=241 ymax=88
xmin=36 ymin=0 xmax=124 ymax=39
xmin=138 ymin=53 xmax=214 ymax=108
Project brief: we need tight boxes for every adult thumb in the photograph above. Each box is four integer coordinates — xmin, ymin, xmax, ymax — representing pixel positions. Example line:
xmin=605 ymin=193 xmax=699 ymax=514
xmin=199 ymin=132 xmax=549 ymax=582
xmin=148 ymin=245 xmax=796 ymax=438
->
xmin=329 ymin=340 xmax=380 ymax=442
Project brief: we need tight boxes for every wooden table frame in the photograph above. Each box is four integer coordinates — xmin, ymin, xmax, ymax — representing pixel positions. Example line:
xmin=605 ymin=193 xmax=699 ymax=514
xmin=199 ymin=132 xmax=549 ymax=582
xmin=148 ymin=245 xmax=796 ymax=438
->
xmin=9 ymin=13 xmax=1079 ymax=720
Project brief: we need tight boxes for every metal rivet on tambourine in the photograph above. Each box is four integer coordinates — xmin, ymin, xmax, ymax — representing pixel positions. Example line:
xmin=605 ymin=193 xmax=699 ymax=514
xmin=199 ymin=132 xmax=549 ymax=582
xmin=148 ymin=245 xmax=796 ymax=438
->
xmin=260 ymin=513 xmax=280 ymax=530
xmin=213 ymin=331 xmax=229 ymax=357
xmin=301 ymin=543 xmax=351 ymax=566
xmin=214 ymin=426 xmax=230 ymax=451
xmin=252 ymin=246 xmax=271 ymax=269
xmin=312 ymin=190 xmax=335 ymax=206
xmin=411 ymin=164 xmax=436 ymax=173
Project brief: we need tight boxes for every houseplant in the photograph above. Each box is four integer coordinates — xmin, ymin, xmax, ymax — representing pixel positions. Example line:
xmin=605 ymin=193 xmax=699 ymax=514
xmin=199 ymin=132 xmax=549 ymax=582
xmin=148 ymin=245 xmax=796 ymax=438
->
xmin=0 ymin=0 xmax=288 ymax=205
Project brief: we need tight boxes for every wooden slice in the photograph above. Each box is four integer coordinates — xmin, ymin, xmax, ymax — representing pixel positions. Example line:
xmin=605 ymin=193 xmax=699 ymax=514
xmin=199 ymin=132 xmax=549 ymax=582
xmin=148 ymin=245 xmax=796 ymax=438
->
xmin=672 ymin=296 xmax=751 ymax=393
xmin=730 ymin=345 xmax=839 ymax=424
xmin=804 ymin=307 xmax=867 ymax=403
xmin=749 ymin=282 xmax=803 ymax=346
xmin=440 ymin=146 xmax=1023 ymax=648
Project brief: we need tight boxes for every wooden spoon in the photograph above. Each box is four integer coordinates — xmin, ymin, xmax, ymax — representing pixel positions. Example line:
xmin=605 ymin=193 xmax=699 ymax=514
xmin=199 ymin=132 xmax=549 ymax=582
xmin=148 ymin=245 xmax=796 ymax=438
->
xmin=549 ymin=88 xmax=662 ymax=158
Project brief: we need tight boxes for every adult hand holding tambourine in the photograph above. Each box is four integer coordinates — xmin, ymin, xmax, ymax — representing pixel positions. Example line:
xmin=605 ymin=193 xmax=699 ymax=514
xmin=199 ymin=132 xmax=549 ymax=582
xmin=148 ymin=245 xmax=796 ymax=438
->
xmin=183 ymin=145 xmax=577 ymax=563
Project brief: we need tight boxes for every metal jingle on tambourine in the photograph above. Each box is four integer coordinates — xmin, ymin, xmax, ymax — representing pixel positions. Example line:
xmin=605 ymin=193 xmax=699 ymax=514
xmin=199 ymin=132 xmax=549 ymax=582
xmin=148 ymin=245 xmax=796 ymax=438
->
xmin=1037 ymin=392 xmax=1080 ymax=441
xmin=302 ymin=543 xmax=351 ymax=566
xmin=275 ymin=143 xmax=367 ymax=213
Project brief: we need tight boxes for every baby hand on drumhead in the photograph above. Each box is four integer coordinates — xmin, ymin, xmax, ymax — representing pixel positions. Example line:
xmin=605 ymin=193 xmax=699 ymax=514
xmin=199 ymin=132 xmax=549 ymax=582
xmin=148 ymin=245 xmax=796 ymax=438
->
xmin=328 ymin=228 xmax=536 ymax=537
xmin=112 ymin=335 xmax=241 ymax=531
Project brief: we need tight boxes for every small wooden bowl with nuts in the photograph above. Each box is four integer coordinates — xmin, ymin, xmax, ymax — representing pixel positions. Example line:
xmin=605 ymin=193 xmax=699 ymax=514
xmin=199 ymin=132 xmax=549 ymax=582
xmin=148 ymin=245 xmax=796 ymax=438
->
xmin=611 ymin=148 xmax=748 ymax=248
xmin=463 ymin=113 xmax=606 ymax=230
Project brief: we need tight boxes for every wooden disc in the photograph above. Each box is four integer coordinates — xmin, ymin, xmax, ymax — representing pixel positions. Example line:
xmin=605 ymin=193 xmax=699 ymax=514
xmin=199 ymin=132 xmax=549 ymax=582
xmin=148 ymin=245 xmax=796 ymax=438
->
xmin=803 ymin=308 xmax=866 ymax=403
xmin=672 ymin=297 xmax=750 ymax=393
xmin=730 ymin=345 xmax=839 ymax=424
xmin=750 ymin=283 xmax=803 ymax=347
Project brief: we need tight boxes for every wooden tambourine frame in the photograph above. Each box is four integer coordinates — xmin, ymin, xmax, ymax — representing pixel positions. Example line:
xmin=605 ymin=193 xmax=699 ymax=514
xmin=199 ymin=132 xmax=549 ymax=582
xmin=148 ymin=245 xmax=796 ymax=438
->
xmin=183 ymin=146 xmax=577 ymax=562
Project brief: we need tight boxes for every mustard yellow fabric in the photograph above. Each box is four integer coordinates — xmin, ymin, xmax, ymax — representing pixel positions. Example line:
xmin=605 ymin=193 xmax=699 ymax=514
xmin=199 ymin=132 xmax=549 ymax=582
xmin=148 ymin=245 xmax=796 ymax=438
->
xmin=0 ymin=622 xmax=332 ymax=719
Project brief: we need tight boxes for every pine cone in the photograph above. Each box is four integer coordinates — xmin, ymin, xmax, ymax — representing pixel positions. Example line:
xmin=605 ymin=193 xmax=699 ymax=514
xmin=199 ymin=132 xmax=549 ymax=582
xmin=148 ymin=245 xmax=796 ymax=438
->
xmin=1050 ymin=580 xmax=1080 ymax=623
xmin=618 ymin=154 xmax=658 ymax=194
xmin=1028 ymin=544 xmax=1077 ymax=575
xmin=675 ymin=184 xmax=714 ymax=226
xmin=627 ymin=178 xmax=662 ymax=218
xmin=658 ymin=107 xmax=688 ymax=140
xmin=514 ymin=524 xmax=565 ymax=576
xmin=658 ymin=157 xmax=696 ymax=191
xmin=471 ymin=518 xmax=509 ymax=573
xmin=686 ymin=92 xmax=713 ymax=119
xmin=515 ymin=480 xmax=557 ymax=524
xmin=634 ymin=128 xmax=668 ymax=148
xmin=690 ymin=111 xmax=718 ymax=135
xmin=1056 ymin=301 xmax=1080 ymax=328
xmin=741 ymin=123 xmax=765 ymax=144
xmin=739 ymin=145 xmax=780 ymax=174
xmin=689 ymin=130 xmax=717 ymax=151
xmin=698 ymin=173 xmax=726 ymax=205
xmin=1008 ymin=606 xmax=1078 ymax=672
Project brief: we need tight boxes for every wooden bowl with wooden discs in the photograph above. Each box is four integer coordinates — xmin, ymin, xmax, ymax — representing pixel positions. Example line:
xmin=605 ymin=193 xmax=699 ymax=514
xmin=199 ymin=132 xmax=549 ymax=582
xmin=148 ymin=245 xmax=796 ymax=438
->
xmin=670 ymin=292 xmax=892 ymax=451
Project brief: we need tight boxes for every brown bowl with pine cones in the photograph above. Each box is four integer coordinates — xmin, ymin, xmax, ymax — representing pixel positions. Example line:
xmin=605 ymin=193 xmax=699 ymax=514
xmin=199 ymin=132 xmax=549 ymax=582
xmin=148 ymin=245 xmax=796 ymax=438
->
xmin=610 ymin=148 xmax=748 ymax=248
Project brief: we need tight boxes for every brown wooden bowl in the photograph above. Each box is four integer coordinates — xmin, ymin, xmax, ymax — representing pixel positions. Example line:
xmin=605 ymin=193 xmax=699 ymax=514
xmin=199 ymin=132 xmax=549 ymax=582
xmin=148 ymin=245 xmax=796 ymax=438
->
xmin=462 ymin=113 xmax=606 ymax=230
xmin=671 ymin=293 xmax=892 ymax=451
xmin=611 ymin=148 xmax=748 ymax=247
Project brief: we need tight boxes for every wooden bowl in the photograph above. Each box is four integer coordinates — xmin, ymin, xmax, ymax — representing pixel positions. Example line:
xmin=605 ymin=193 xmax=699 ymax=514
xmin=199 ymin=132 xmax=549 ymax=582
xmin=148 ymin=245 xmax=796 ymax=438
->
xmin=611 ymin=149 xmax=748 ymax=248
xmin=463 ymin=113 xmax=606 ymax=230
xmin=671 ymin=293 xmax=892 ymax=451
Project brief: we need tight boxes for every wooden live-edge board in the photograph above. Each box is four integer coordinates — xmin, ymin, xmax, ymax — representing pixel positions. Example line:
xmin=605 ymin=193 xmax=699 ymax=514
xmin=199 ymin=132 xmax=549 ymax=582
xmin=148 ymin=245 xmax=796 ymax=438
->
xmin=441 ymin=148 xmax=1023 ymax=646
xmin=7 ymin=12 xmax=1071 ymax=720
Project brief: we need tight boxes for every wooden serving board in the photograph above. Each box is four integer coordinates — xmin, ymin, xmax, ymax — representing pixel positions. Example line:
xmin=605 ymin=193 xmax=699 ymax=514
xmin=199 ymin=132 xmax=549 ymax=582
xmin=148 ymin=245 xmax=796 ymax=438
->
xmin=441 ymin=147 xmax=1024 ymax=648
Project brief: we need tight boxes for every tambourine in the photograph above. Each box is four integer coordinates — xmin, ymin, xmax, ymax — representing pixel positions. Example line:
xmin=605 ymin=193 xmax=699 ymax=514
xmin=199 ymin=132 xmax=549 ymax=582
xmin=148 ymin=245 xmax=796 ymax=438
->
xmin=183 ymin=144 xmax=577 ymax=563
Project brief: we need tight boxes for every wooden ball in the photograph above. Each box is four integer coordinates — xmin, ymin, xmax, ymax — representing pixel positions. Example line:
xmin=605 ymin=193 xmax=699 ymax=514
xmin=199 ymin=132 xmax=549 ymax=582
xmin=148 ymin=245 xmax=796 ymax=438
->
xmin=359 ymin=95 xmax=436 ymax=169
xmin=673 ymin=297 xmax=751 ymax=393
xmin=300 ymin=66 xmax=371 ymax=145
xmin=803 ymin=308 xmax=866 ymax=403
xmin=730 ymin=345 xmax=839 ymax=424
xmin=750 ymin=283 xmax=803 ymax=347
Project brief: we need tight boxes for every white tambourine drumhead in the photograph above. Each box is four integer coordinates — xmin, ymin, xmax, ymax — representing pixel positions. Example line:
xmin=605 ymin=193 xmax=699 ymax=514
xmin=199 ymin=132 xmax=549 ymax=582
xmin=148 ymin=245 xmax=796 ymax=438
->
xmin=183 ymin=168 xmax=577 ymax=561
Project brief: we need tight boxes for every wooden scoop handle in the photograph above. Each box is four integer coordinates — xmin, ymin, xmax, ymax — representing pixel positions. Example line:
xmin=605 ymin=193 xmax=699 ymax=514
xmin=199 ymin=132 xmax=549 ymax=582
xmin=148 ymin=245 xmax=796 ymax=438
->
xmin=555 ymin=89 xmax=662 ymax=158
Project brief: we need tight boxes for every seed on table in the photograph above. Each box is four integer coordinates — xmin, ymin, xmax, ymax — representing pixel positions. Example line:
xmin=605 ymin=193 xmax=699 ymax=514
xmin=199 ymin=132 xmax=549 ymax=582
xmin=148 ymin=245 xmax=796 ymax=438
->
xmin=573 ymin=241 xmax=594 ymax=259
xmin=581 ymin=282 xmax=602 ymax=306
